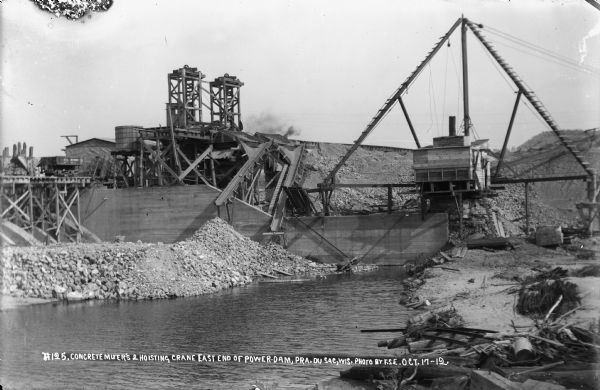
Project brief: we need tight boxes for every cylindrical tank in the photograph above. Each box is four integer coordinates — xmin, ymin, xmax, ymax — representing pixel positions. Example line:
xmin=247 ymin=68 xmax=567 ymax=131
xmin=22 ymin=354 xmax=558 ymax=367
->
xmin=115 ymin=126 xmax=143 ymax=151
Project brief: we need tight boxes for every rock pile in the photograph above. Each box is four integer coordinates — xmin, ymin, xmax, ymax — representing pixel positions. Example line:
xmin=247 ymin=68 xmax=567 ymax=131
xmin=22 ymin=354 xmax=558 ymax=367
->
xmin=1 ymin=218 xmax=335 ymax=301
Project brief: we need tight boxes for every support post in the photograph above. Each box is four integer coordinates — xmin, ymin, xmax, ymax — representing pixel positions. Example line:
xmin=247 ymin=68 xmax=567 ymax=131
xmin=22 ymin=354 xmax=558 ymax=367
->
xmin=495 ymin=89 xmax=522 ymax=177
xmin=461 ymin=16 xmax=470 ymax=136
xmin=28 ymin=182 xmax=33 ymax=233
xmin=139 ymin=140 xmax=144 ymax=187
xmin=525 ymin=182 xmax=530 ymax=235
xmin=458 ymin=192 xmax=464 ymax=234
xmin=210 ymin=158 xmax=217 ymax=187
xmin=397 ymin=97 xmax=421 ymax=148
xmin=76 ymin=188 xmax=81 ymax=243
xmin=387 ymin=185 xmax=393 ymax=214
xmin=55 ymin=183 xmax=60 ymax=242
xmin=155 ymin=131 xmax=163 ymax=186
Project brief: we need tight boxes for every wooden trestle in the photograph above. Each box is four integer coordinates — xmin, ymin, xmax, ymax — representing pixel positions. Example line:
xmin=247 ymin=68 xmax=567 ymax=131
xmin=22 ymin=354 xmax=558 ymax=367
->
xmin=0 ymin=175 xmax=90 ymax=243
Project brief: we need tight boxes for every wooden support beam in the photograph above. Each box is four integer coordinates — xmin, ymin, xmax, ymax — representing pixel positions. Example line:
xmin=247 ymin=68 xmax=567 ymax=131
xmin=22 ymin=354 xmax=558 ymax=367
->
xmin=177 ymin=144 xmax=213 ymax=183
xmin=268 ymin=165 xmax=289 ymax=215
xmin=141 ymin=140 xmax=181 ymax=183
xmin=525 ymin=182 xmax=530 ymax=234
xmin=1 ymin=190 xmax=31 ymax=221
xmin=495 ymin=89 xmax=522 ymax=177
xmin=167 ymin=106 xmax=182 ymax=175
xmin=398 ymin=96 xmax=421 ymax=148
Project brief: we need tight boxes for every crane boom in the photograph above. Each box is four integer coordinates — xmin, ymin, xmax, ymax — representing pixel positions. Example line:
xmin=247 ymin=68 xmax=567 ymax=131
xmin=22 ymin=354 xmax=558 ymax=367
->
xmin=322 ymin=17 xmax=463 ymax=186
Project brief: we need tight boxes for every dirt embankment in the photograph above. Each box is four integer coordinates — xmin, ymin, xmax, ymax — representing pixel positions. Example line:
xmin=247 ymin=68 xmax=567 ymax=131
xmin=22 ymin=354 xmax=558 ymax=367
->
xmin=301 ymin=143 xmax=417 ymax=213
xmin=1 ymin=218 xmax=336 ymax=305
xmin=406 ymin=238 xmax=600 ymax=334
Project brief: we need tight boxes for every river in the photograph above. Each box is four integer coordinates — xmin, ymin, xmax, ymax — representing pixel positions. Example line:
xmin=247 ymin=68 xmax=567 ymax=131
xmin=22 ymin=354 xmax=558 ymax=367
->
xmin=1 ymin=267 xmax=409 ymax=389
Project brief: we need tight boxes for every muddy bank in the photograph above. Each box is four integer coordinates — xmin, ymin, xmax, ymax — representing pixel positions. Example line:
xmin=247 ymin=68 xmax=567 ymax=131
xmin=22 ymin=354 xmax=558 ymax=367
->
xmin=405 ymin=238 xmax=600 ymax=333
xmin=336 ymin=237 xmax=600 ymax=390
xmin=1 ymin=218 xmax=343 ymax=304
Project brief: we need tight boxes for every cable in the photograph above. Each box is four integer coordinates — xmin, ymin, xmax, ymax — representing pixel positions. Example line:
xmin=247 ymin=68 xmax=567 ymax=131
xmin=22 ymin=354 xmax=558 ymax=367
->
xmin=428 ymin=64 xmax=440 ymax=135
xmin=449 ymin=37 xmax=462 ymax=121
xmin=484 ymin=25 xmax=599 ymax=73
xmin=442 ymin=43 xmax=450 ymax=133
xmin=483 ymin=25 xmax=600 ymax=77
xmin=491 ymin=39 xmax=600 ymax=79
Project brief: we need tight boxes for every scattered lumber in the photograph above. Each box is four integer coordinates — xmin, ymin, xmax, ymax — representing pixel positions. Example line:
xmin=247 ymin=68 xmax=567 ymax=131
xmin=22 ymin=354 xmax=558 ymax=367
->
xmin=439 ymin=251 xmax=453 ymax=262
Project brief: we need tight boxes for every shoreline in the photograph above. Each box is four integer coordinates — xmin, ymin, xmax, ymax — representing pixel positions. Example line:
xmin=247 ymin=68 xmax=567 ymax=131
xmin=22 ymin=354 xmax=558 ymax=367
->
xmin=1 ymin=218 xmax=378 ymax=310
xmin=2 ymin=218 xmax=380 ymax=308
xmin=405 ymin=238 xmax=600 ymax=334
xmin=330 ymin=236 xmax=600 ymax=389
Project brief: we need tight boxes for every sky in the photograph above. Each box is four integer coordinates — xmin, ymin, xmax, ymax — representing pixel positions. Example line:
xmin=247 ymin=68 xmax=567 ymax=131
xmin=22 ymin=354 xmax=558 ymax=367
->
xmin=1 ymin=0 xmax=599 ymax=157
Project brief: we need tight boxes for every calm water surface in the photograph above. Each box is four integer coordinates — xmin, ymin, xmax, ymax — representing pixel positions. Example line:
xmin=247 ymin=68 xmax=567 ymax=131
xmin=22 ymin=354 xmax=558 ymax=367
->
xmin=1 ymin=268 xmax=409 ymax=389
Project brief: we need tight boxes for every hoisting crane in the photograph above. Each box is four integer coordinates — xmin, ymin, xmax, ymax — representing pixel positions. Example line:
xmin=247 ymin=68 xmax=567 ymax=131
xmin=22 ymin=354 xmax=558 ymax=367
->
xmin=318 ymin=16 xmax=597 ymax=234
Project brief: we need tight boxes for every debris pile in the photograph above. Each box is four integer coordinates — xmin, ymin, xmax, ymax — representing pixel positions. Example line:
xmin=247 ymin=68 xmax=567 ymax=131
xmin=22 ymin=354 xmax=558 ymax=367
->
xmin=2 ymin=218 xmax=336 ymax=301
xmin=516 ymin=267 xmax=580 ymax=319
xmin=350 ymin=305 xmax=599 ymax=389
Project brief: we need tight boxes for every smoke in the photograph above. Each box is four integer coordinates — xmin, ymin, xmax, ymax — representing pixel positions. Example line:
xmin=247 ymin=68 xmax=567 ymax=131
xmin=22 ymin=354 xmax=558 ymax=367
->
xmin=245 ymin=112 xmax=301 ymax=138
xmin=579 ymin=18 xmax=600 ymax=64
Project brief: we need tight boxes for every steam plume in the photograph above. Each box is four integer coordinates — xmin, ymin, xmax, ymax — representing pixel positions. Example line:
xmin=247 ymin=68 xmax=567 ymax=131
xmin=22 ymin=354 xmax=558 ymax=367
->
xmin=246 ymin=112 xmax=301 ymax=138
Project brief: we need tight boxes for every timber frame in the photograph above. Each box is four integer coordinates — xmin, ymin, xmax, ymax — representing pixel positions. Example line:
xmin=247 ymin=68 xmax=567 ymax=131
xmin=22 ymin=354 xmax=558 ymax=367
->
xmin=0 ymin=175 xmax=90 ymax=243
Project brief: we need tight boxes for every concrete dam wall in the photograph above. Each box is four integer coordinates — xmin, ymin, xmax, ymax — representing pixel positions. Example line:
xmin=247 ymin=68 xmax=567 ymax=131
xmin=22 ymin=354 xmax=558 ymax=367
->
xmin=80 ymin=186 xmax=448 ymax=265
xmin=284 ymin=214 xmax=448 ymax=265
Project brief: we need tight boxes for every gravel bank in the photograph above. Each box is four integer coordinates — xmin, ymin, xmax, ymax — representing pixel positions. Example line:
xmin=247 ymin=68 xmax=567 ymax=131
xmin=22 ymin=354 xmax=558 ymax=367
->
xmin=1 ymin=218 xmax=336 ymax=302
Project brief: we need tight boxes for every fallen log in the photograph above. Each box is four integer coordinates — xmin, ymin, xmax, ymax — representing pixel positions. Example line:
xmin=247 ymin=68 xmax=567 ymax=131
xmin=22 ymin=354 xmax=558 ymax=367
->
xmin=258 ymin=272 xmax=277 ymax=279
xmin=272 ymin=268 xmax=293 ymax=276
xmin=361 ymin=327 xmax=406 ymax=333
xmin=387 ymin=336 xmax=407 ymax=349
xmin=466 ymin=238 xmax=511 ymax=249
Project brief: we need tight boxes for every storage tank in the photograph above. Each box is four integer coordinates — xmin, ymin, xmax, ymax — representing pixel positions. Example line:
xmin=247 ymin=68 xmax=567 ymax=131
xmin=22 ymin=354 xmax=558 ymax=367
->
xmin=115 ymin=126 xmax=143 ymax=151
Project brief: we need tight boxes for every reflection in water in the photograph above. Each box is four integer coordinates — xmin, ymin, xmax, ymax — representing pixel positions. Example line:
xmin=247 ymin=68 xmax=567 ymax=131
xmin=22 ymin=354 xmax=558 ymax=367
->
xmin=1 ymin=268 xmax=409 ymax=389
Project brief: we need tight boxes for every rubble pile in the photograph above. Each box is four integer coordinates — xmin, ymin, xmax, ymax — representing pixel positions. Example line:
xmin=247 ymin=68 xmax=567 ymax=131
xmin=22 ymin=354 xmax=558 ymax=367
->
xmin=302 ymin=143 xmax=417 ymax=214
xmin=1 ymin=218 xmax=335 ymax=301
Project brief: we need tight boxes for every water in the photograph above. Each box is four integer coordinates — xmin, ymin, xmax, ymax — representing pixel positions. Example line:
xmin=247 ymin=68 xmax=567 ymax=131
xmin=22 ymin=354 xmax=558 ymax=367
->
xmin=1 ymin=268 xmax=409 ymax=389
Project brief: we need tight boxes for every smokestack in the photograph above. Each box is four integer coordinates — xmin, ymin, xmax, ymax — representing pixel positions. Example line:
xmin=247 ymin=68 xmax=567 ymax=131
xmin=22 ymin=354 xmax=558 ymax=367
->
xmin=449 ymin=116 xmax=456 ymax=136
